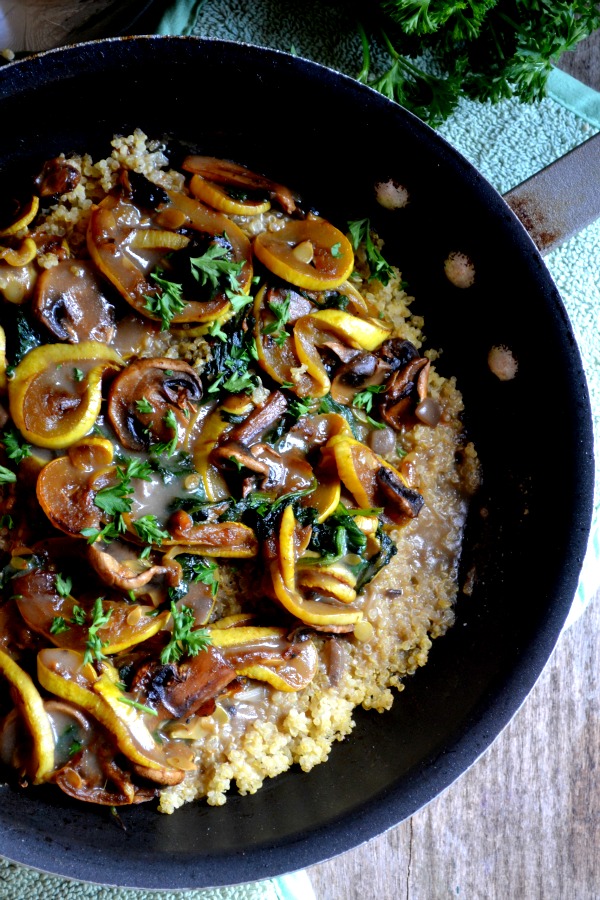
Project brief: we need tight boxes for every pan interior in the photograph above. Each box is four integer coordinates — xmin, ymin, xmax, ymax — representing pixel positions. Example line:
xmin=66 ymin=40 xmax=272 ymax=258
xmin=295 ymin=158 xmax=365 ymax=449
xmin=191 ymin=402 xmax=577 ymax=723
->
xmin=0 ymin=36 xmax=593 ymax=889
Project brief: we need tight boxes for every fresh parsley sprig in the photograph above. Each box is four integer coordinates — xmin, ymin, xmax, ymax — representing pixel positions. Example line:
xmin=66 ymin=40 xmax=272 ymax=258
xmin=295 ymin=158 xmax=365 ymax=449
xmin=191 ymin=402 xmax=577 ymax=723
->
xmin=161 ymin=601 xmax=212 ymax=665
xmin=144 ymin=270 xmax=187 ymax=331
xmin=347 ymin=219 xmax=395 ymax=285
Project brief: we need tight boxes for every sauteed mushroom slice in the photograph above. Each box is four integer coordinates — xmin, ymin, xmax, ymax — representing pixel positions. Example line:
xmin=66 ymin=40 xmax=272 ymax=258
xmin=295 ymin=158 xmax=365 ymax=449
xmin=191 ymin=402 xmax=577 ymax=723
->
xmin=375 ymin=467 xmax=424 ymax=520
xmin=379 ymin=357 xmax=431 ymax=430
xmin=35 ymin=156 xmax=81 ymax=198
xmin=88 ymin=539 xmax=175 ymax=592
xmin=32 ymin=261 xmax=115 ymax=344
xmin=132 ymin=647 xmax=237 ymax=720
xmin=107 ymin=357 xmax=202 ymax=452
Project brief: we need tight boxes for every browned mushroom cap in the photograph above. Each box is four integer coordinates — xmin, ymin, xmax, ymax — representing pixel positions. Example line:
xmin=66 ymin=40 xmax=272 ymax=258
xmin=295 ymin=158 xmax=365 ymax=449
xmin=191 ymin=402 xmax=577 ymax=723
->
xmin=107 ymin=358 xmax=202 ymax=451
xmin=131 ymin=646 xmax=237 ymax=720
xmin=330 ymin=351 xmax=390 ymax=405
xmin=32 ymin=260 xmax=115 ymax=344
xmin=379 ymin=356 xmax=430 ymax=430
xmin=35 ymin=156 xmax=81 ymax=197
xmin=375 ymin=466 xmax=424 ymax=521
xmin=226 ymin=390 xmax=288 ymax=445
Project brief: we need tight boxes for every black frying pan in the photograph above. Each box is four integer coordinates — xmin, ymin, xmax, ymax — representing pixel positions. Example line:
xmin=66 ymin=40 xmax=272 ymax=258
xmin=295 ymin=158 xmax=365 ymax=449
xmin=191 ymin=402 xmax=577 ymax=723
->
xmin=0 ymin=36 xmax=594 ymax=890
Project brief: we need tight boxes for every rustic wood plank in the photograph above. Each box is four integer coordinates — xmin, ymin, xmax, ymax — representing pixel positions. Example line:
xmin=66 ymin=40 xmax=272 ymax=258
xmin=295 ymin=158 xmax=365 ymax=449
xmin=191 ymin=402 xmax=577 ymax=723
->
xmin=309 ymin=587 xmax=600 ymax=900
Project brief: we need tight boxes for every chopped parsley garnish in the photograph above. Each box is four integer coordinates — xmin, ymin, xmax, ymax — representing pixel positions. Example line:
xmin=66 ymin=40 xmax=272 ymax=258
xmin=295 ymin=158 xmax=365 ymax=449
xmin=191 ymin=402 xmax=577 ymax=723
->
xmin=330 ymin=242 xmax=342 ymax=258
xmin=132 ymin=514 xmax=170 ymax=546
xmin=352 ymin=384 xmax=386 ymax=414
xmin=54 ymin=573 xmax=72 ymax=598
xmin=117 ymin=696 xmax=158 ymax=716
xmin=263 ymin=293 xmax=291 ymax=346
xmin=82 ymin=598 xmax=113 ymax=666
xmin=144 ymin=270 xmax=187 ymax=331
xmin=0 ymin=515 xmax=13 ymax=530
xmin=90 ymin=457 xmax=154 ymax=537
xmin=347 ymin=219 xmax=395 ymax=285
xmin=160 ymin=601 xmax=212 ymax=665
xmin=2 ymin=426 xmax=32 ymax=464
xmin=0 ymin=466 xmax=16 ymax=484
xmin=150 ymin=409 xmax=179 ymax=458
xmin=288 ymin=397 xmax=313 ymax=419
xmin=190 ymin=240 xmax=244 ymax=294
xmin=50 ymin=616 xmax=70 ymax=635
xmin=73 ymin=368 xmax=84 ymax=382
xmin=135 ymin=397 xmax=154 ymax=414
xmin=70 ymin=605 xmax=87 ymax=626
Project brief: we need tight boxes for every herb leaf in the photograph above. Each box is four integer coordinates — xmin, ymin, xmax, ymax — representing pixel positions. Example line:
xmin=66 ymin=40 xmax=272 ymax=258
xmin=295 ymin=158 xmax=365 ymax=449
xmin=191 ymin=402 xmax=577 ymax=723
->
xmin=160 ymin=601 xmax=212 ymax=664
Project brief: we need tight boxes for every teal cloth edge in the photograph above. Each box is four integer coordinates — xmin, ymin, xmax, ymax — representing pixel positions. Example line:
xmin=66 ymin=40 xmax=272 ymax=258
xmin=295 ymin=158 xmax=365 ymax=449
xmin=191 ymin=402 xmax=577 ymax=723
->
xmin=547 ymin=67 xmax=600 ymax=128
xmin=155 ymin=0 xmax=207 ymax=35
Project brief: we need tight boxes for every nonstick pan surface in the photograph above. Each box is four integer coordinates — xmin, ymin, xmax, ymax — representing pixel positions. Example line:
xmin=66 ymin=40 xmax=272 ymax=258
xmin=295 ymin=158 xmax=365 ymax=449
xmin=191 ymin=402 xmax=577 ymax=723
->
xmin=0 ymin=36 xmax=594 ymax=889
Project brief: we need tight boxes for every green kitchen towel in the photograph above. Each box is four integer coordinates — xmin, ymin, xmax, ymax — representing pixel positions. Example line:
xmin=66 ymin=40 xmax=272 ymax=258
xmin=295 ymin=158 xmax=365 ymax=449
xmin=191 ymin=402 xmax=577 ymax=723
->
xmin=2 ymin=3 xmax=599 ymax=898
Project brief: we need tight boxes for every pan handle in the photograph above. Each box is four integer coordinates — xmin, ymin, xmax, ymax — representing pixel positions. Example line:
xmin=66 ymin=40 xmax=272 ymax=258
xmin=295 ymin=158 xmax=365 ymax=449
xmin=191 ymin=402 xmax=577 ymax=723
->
xmin=504 ymin=132 xmax=600 ymax=256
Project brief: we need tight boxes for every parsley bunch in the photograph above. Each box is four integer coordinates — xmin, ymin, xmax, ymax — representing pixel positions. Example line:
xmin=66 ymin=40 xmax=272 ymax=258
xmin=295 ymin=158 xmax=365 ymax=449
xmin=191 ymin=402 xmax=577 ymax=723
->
xmin=359 ymin=1 xmax=600 ymax=126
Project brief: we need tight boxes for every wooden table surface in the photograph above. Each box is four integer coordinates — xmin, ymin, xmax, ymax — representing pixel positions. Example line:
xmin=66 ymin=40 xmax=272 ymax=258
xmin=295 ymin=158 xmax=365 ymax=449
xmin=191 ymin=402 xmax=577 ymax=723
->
xmin=5 ymin=7 xmax=600 ymax=899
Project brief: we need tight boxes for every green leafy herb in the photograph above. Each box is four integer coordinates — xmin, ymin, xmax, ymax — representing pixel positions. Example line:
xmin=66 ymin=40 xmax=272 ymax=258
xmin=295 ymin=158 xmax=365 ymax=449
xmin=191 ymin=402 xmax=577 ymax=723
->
xmin=185 ymin=557 xmax=219 ymax=597
xmin=263 ymin=293 xmax=291 ymax=346
xmin=288 ymin=397 xmax=313 ymax=420
xmin=0 ymin=515 xmax=13 ymax=530
xmin=117 ymin=696 xmax=158 ymax=716
xmin=82 ymin=598 xmax=113 ymax=666
xmin=2 ymin=426 xmax=32 ymax=464
xmin=190 ymin=241 xmax=244 ymax=294
xmin=358 ymin=2 xmax=600 ymax=126
xmin=352 ymin=383 xmax=387 ymax=414
xmin=0 ymin=466 xmax=16 ymax=484
xmin=135 ymin=397 xmax=154 ymax=414
xmin=132 ymin=514 xmax=170 ymax=546
xmin=54 ymin=573 xmax=72 ymax=598
xmin=347 ymin=219 xmax=395 ymax=285
xmin=73 ymin=368 xmax=85 ymax=383
xmin=330 ymin=242 xmax=343 ymax=258
xmin=150 ymin=409 xmax=179 ymax=458
xmin=50 ymin=616 xmax=70 ymax=635
xmin=160 ymin=601 xmax=212 ymax=664
xmin=70 ymin=605 xmax=87 ymax=626
xmin=80 ymin=521 xmax=123 ymax=545
xmin=144 ymin=270 xmax=187 ymax=331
